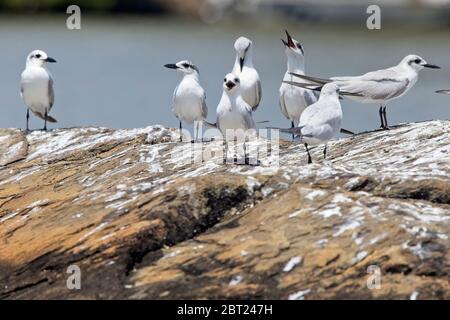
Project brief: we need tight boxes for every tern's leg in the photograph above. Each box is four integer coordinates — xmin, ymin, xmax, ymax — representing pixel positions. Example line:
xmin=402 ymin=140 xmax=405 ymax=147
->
xmin=179 ymin=121 xmax=182 ymax=142
xmin=304 ymin=143 xmax=312 ymax=164
xmin=195 ymin=121 xmax=200 ymax=143
xmin=382 ymin=106 xmax=389 ymax=129
xmin=244 ymin=142 xmax=249 ymax=165
xmin=379 ymin=105 xmax=385 ymax=129
xmin=26 ymin=108 xmax=30 ymax=132
xmin=43 ymin=110 xmax=48 ymax=131
xmin=291 ymin=121 xmax=295 ymax=141
xmin=323 ymin=144 xmax=327 ymax=160
xmin=223 ymin=140 xmax=228 ymax=164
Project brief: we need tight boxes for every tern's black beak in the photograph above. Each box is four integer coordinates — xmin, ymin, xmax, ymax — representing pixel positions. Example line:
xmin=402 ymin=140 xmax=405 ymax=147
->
xmin=423 ymin=63 xmax=440 ymax=69
xmin=164 ymin=64 xmax=179 ymax=70
xmin=226 ymin=81 xmax=236 ymax=90
xmin=284 ymin=30 xmax=296 ymax=49
xmin=45 ymin=57 xmax=57 ymax=63
xmin=239 ymin=58 xmax=244 ymax=72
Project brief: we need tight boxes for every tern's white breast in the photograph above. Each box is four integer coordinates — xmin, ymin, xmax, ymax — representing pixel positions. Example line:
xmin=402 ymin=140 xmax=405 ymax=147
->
xmin=173 ymin=80 xmax=204 ymax=123
xmin=21 ymin=67 xmax=52 ymax=114
xmin=280 ymin=81 xmax=309 ymax=122
xmin=217 ymin=95 xmax=254 ymax=139
xmin=239 ymin=67 xmax=259 ymax=107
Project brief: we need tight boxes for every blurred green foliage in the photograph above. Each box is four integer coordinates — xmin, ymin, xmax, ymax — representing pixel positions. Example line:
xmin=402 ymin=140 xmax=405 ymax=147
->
xmin=0 ymin=0 xmax=166 ymax=13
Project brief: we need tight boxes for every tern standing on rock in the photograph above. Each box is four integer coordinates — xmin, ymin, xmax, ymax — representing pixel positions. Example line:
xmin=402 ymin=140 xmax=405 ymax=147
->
xmin=20 ymin=50 xmax=57 ymax=131
xmin=289 ymin=54 xmax=440 ymax=129
xmin=288 ymin=55 xmax=440 ymax=130
xmin=165 ymin=60 xmax=208 ymax=142
xmin=279 ymin=30 xmax=318 ymax=140
xmin=272 ymin=83 xmax=359 ymax=164
xmin=232 ymin=37 xmax=262 ymax=112
xmin=217 ymin=73 xmax=256 ymax=162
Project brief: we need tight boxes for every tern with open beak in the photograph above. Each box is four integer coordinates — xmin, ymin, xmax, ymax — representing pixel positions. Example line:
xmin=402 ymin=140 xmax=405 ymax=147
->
xmin=217 ymin=73 xmax=256 ymax=164
xmin=270 ymin=83 xmax=361 ymax=164
xmin=279 ymin=30 xmax=319 ymax=140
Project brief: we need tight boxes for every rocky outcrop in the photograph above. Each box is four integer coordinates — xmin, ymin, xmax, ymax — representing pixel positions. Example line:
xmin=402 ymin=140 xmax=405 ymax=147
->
xmin=0 ymin=121 xmax=449 ymax=300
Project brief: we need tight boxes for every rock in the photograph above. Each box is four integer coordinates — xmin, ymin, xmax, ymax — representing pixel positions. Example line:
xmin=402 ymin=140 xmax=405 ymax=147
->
xmin=0 ymin=120 xmax=449 ymax=299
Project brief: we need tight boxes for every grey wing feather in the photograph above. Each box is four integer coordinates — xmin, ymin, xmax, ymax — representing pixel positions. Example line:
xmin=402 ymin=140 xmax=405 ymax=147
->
xmin=304 ymin=88 xmax=319 ymax=106
xmin=337 ymin=77 xmax=409 ymax=101
xmin=279 ymin=91 xmax=289 ymax=119
xmin=48 ymin=76 xmax=55 ymax=107
xmin=202 ymin=92 xmax=208 ymax=119
xmin=244 ymin=109 xmax=255 ymax=130
xmin=252 ymin=79 xmax=262 ymax=112
xmin=332 ymin=67 xmax=398 ymax=82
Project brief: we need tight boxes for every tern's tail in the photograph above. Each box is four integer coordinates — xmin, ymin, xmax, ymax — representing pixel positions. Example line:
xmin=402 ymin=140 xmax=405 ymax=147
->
xmin=340 ymin=128 xmax=355 ymax=135
xmin=202 ymin=120 xmax=217 ymax=128
xmin=267 ymin=126 xmax=305 ymax=135
xmin=288 ymin=73 xmax=332 ymax=85
xmin=33 ymin=111 xmax=57 ymax=123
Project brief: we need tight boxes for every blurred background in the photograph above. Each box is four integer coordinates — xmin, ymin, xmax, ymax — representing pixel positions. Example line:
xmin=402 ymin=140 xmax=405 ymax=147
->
xmin=1 ymin=0 xmax=450 ymax=134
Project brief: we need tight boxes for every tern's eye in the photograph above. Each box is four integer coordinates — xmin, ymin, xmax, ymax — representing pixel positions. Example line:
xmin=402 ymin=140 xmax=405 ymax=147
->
xmin=224 ymin=78 xmax=226 ymax=82
xmin=35 ymin=54 xmax=41 ymax=59
xmin=182 ymin=63 xmax=189 ymax=68
xmin=235 ymin=78 xmax=239 ymax=82
xmin=414 ymin=58 xmax=421 ymax=64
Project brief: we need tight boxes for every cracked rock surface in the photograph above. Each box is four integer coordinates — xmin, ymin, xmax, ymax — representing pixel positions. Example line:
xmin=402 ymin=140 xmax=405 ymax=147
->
xmin=0 ymin=121 xmax=449 ymax=299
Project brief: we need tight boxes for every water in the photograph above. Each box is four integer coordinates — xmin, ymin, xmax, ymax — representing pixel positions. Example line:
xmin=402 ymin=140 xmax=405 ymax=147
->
xmin=1 ymin=14 xmax=450 ymax=135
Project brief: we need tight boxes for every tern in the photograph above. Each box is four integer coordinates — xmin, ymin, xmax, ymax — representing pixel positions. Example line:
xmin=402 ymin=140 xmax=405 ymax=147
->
xmin=270 ymin=83 xmax=360 ymax=164
xmin=232 ymin=37 xmax=262 ymax=112
xmin=20 ymin=50 xmax=57 ymax=131
xmin=217 ymin=73 xmax=256 ymax=163
xmin=288 ymin=54 xmax=440 ymax=129
xmin=279 ymin=30 xmax=319 ymax=140
xmin=165 ymin=60 xmax=208 ymax=142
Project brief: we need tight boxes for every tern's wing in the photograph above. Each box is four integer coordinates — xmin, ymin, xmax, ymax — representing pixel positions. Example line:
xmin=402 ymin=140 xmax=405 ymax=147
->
xmin=202 ymin=92 xmax=208 ymax=119
xmin=303 ymin=88 xmax=319 ymax=106
xmin=240 ymin=100 xmax=256 ymax=129
xmin=244 ymin=109 xmax=256 ymax=130
xmin=48 ymin=75 xmax=55 ymax=108
xmin=279 ymin=89 xmax=289 ymax=119
xmin=171 ymin=84 xmax=179 ymax=113
xmin=252 ymin=79 xmax=262 ymax=112
xmin=357 ymin=67 xmax=401 ymax=82
xmin=337 ymin=77 xmax=410 ymax=101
